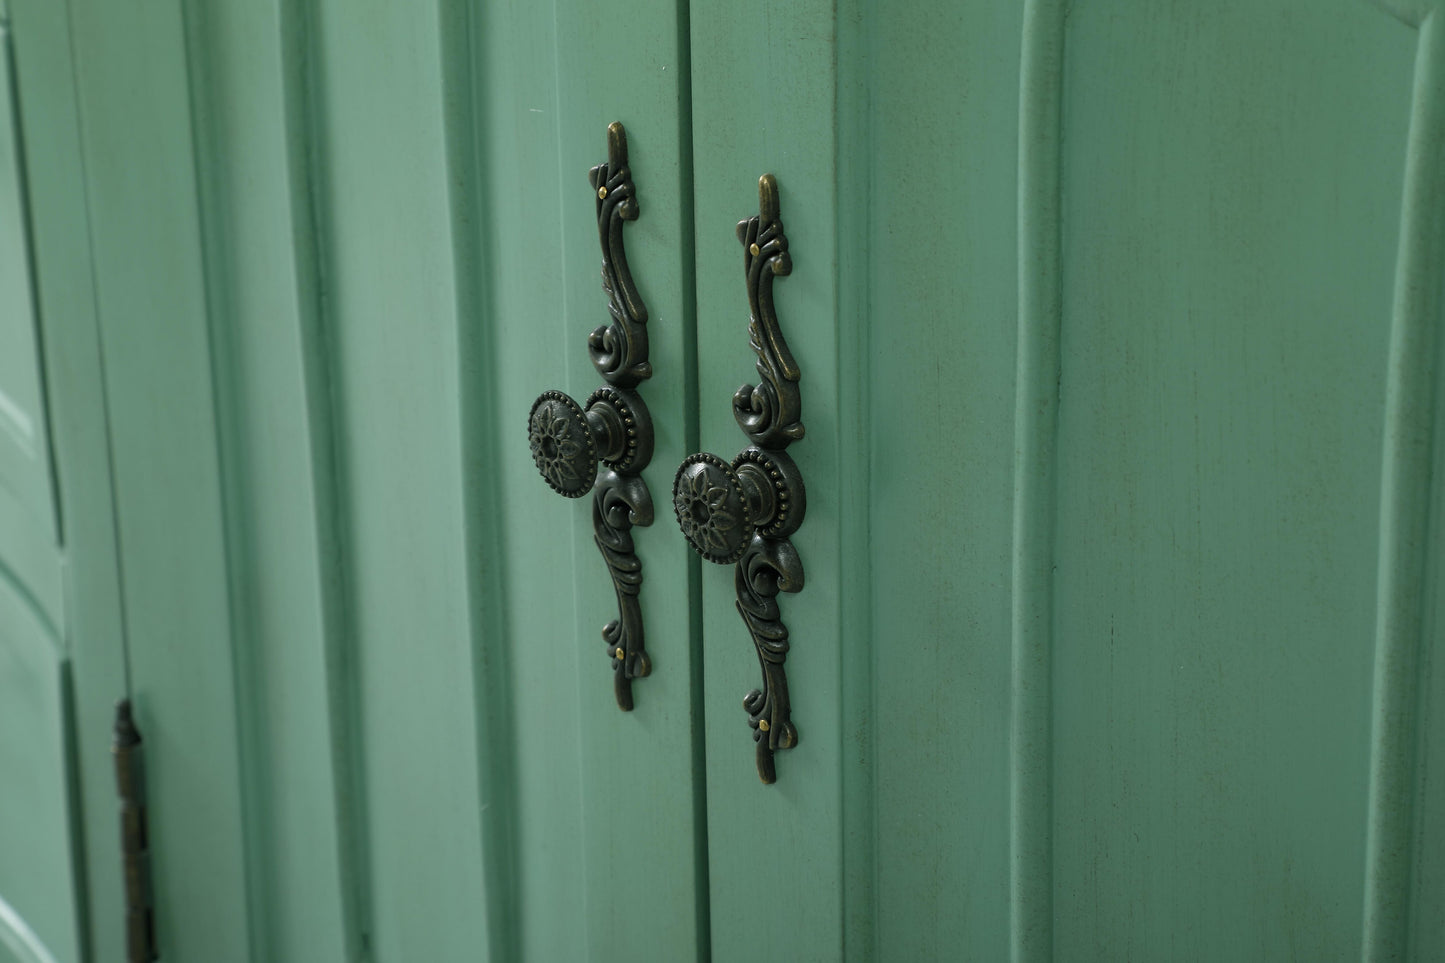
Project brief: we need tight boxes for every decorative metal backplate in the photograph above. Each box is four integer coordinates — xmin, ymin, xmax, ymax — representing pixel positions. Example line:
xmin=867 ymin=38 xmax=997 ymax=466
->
xmin=526 ymin=122 xmax=655 ymax=710
xmin=674 ymin=174 xmax=806 ymax=783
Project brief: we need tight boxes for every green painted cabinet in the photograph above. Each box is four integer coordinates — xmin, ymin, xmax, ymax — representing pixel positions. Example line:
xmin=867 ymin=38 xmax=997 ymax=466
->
xmin=1 ymin=0 xmax=1442 ymax=960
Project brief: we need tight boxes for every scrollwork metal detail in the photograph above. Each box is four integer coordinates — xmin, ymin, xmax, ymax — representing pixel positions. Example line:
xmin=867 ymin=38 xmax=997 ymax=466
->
xmin=588 ymin=125 xmax=650 ymax=388
xmin=674 ymin=174 xmax=807 ymax=783
xmin=733 ymin=175 xmax=802 ymax=449
xmin=527 ymin=122 xmax=655 ymax=711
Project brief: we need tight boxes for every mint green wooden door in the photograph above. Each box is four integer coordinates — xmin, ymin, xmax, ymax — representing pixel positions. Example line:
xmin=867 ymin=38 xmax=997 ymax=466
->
xmin=10 ymin=0 xmax=1445 ymax=960
xmin=694 ymin=2 xmax=1442 ymax=959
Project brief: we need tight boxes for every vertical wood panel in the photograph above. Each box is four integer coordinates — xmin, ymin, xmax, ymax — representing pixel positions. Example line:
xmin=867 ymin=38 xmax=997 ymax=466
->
xmin=305 ymin=0 xmax=492 ymax=955
xmin=1363 ymin=11 xmax=1445 ymax=961
xmin=550 ymin=0 xmax=710 ymax=957
xmin=471 ymin=2 xmax=586 ymax=957
xmin=1013 ymin=2 xmax=1066 ymax=960
xmin=437 ymin=1 xmax=520 ymax=959
xmin=474 ymin=0 xmax=710 ymax=956
xmin=176 ymin=0 xmax=363 ymax=956
xmin=689 ymin=1 xmax=872 ymax=958
xmin=65 ymin=0 xmax=254 ymax=955
xmin=1050 ymin=2 xmax=1411 ymax=959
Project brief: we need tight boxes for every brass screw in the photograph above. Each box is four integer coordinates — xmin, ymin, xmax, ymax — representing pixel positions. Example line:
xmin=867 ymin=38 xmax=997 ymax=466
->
xmin=749 ymin=242 xmax=761 ymax=257
xmin=615 ymin=647 xmax=625 ymax=660
xmin=758 ymin=719 xmax=770 ymax=732
xmin=598 ymin=186 xmax=608 ymax=200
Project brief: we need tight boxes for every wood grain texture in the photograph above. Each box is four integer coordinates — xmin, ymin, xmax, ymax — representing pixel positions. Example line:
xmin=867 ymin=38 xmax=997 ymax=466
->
xmin=15 ymin=2 xmax=1445 ymax=959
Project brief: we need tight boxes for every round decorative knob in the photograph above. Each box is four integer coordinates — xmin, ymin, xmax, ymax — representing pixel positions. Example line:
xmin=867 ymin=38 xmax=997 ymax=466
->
xmin=528 ymin=390 xmax=598 ymax=497
xmin=672 ymin=453 xmax=754 ymax=564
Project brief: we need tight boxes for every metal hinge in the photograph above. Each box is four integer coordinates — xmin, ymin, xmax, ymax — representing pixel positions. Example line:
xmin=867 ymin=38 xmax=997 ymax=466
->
xmin=113 ymin=699 xmax=157 ymax=962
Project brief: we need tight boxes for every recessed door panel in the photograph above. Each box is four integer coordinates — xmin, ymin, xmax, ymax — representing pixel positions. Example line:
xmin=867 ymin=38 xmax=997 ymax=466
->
xmin=1049 ymin=2 xmax=1415 ymax=958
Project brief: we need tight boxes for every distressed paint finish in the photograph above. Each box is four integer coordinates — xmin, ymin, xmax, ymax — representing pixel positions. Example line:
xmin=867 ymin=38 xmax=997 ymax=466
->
xmin=6 ymin=0 xmax=1445 ymax=960
xmin=868 ymin=3 xmax=1025 ymax=959
xmin=1050 ymin=2 xmax=1415 ymax=960
xmin=492 ymin=0 xmax=711 ymax=955
xmin=688 ymin=0 xmax=874 ymax=958
xmin=55 ymin=0 xmax=708 ymax=959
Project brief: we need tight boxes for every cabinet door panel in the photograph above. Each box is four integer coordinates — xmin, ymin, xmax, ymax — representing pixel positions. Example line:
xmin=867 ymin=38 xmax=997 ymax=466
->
xmin=692 ymin=2 xmax=1439 ymax=961
xmin=864 ymin=5 xmax=1023 ymax=959
xmin=175 ymin=0 xmax=711 ymax=956
xmin=297 ymin=3 xmax=500 ymax=956
xmin=57 ymin=0 xmax=711 ymax=956
xmin=1048 ymin=4 xmax=1413 ymax=958
xmin=688 ymin=2 xmax=873 ymax=958
xmin=478 ymin=0 xmax=709 ymax=957
xmin=35 ymin=1 xmax=1445 ymax=960
xmin=689 ymin=3 xmax=1025 ymax=960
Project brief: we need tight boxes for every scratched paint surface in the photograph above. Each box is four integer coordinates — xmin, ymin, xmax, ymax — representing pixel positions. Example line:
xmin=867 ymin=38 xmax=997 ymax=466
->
xmin=9 ymin=0 xmax=1444 ymax=960
xmin=1051 ymin=3 xmax=1415 ymax=959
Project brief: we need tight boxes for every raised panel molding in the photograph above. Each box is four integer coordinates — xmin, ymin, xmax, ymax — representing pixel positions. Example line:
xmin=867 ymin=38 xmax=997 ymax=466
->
xmin=1362 ymin=9 xmax=1445 ymax=962
xmin=1012 ymin=2 xmax=1067 ymax=961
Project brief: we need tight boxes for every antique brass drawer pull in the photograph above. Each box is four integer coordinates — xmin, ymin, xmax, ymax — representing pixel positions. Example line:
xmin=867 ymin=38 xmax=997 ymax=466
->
xmin=673 ymin=174 xmax=806 ymax=783
xmin=527 ymin=122 xmax=655 ymax=711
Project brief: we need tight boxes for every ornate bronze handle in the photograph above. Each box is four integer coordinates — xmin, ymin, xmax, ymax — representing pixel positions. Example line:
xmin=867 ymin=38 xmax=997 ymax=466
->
xmin=527 ymin=122 xmax=655 ymax=711
xmin=673 ymin=174 xmax=806 ymax=783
